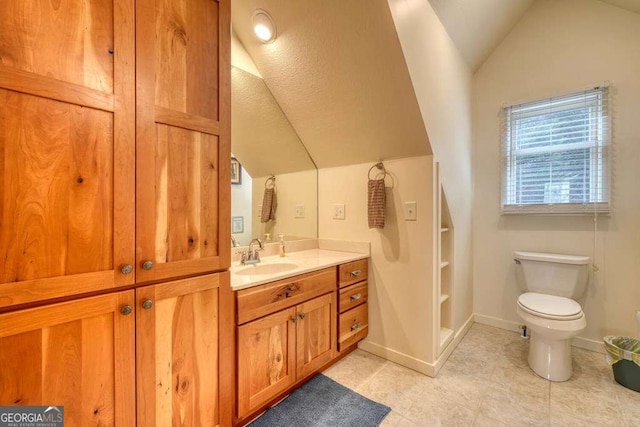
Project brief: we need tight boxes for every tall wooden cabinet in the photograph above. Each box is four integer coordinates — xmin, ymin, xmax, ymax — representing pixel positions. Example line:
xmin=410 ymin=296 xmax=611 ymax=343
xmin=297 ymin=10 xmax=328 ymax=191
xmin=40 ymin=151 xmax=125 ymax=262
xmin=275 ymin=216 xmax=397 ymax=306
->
xmin=0 ymin=0 xmax=135 ymax=308
xmin=0 ymin=0 xmax=231 ymax=425
xmin=136 ymin=0 xmax=230 ymax=283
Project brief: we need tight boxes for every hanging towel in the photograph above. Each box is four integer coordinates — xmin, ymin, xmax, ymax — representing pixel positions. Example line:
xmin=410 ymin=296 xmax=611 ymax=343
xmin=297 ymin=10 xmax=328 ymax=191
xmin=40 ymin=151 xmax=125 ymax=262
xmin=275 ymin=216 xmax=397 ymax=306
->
xmin=368 ymin=178 xmax=386 ymax=229
xmin=261 ymin=187 xmax=277 ymax=223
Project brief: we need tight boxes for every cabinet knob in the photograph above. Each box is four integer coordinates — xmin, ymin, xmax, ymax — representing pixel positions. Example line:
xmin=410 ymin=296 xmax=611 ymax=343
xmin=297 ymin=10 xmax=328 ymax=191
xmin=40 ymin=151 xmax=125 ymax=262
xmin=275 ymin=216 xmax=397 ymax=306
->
xmin=291 ymin=316 xmax=297 ymax=324
xmin=141 ymin=299 xmax=154 ymax=310
xmin=350 ymin=293 xmax=362 ymax=300
xmin=350 ymin=270 xmax=361 ymax=277
xmin=120 ymin=264 xmax=133 ymax=275
xmin=142 ymin=260 xmax=154 ymax=270
xmin=120 ymin=305 xmax=133 ymax=316
xmin=299 ymin=312 xmax=306 ymax=320
xmin=351 ymin=322 xmax=361 ymax=331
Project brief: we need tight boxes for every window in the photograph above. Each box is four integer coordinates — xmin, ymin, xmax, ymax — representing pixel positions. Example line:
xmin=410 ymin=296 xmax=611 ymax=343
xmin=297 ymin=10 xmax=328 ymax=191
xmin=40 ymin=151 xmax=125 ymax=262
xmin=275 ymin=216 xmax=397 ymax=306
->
xmin=501 ymin=87 xmax=610 ymax=214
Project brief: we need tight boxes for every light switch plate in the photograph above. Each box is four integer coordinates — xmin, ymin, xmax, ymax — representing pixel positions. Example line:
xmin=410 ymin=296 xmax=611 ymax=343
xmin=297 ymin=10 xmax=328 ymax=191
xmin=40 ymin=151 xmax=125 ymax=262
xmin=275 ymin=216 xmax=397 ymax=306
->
xmin=295 ymin=204 xmax=305 ymax=218
xmin=404 ymin=201 xmax=417 ymax=221
xmin=332 ymin=203 xmax=345 ymax=220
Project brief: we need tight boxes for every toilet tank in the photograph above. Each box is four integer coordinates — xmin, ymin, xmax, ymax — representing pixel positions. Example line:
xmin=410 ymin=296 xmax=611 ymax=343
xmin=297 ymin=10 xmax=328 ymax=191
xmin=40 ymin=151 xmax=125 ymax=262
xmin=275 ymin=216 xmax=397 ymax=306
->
xmin=514 ymin=251 xmax=590 ymax=298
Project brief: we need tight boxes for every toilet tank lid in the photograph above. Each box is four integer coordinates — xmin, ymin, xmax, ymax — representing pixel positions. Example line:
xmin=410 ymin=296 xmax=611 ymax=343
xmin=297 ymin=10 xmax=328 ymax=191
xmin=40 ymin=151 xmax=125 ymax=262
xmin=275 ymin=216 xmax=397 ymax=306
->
xmin=514 ymin=251 xmax=590 ymax=265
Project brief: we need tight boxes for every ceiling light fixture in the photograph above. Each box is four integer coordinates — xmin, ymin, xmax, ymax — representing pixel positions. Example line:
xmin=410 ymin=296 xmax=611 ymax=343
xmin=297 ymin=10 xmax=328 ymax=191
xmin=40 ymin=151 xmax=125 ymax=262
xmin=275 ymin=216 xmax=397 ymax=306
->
xmin=252 ymin=9 xmax=277 ymax=43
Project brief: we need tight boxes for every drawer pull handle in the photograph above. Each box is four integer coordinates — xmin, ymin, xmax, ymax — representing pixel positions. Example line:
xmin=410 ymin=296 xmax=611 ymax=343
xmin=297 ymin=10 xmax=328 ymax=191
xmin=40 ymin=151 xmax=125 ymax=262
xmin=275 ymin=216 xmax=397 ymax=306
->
xmin=350 ymin=293 xmax=362 ymax=300
xmin=351 ymin=322 xmax=361 ymax=331
xmin=350 ymin=270 xmax=361 ymax=277
xmin=299 ymin=312 xmax=306 ymax=320
xmin=291 ymin=316 xmax=297 ymax=324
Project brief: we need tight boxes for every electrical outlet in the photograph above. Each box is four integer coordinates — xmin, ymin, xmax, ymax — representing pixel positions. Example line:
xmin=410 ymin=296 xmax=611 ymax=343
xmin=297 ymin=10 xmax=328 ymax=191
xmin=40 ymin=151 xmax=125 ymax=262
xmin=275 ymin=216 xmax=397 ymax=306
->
xmin=295 ymin=204 xmax=305 ymax=218
xmin=404 ymin=201 xmax=417 ymax=221
xmin=257 ymin=207 xmax=263 ymax=218
xmin=332 ymin=203 xmax=345 ymax=220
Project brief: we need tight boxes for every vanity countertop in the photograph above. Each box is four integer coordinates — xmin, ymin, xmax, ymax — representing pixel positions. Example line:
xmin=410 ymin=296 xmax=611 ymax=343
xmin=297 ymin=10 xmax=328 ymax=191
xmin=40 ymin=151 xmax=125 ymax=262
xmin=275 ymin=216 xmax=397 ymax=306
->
xmin=230 ymin=249 xmax=368 ymax=291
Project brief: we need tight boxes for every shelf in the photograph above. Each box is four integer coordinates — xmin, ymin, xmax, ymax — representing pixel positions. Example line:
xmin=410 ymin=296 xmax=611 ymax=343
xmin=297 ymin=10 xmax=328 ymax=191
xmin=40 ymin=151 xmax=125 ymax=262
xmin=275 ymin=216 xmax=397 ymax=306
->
xmin=439 ymin=294 xmax=449 ymax=304
xmin=439 ymin=327 xmax=454 ymax=348
xmin=440 ymin=227 xmax=449 ymax=232
xmin=440 ymin=261 xmax=449 ymax=269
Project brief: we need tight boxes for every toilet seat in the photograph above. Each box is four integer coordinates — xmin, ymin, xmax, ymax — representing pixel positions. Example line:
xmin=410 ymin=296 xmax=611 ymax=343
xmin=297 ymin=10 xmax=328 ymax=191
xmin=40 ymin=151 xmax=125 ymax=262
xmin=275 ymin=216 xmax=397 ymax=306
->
xmin=517 ymin=292 xmax=583 ymax=321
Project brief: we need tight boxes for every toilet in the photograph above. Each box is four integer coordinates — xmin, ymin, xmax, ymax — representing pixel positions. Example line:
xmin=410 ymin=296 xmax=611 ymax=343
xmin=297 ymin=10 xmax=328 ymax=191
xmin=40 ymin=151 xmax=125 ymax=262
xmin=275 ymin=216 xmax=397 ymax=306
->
xmin=514 ymin=251 xmax=589 ymax=382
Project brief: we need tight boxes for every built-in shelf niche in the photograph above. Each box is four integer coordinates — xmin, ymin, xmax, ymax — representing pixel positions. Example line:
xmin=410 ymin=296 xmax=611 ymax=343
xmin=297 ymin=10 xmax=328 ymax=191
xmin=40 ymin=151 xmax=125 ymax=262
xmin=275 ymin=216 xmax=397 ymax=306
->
xmin=435 ymin=162 xmax=454 ymax=355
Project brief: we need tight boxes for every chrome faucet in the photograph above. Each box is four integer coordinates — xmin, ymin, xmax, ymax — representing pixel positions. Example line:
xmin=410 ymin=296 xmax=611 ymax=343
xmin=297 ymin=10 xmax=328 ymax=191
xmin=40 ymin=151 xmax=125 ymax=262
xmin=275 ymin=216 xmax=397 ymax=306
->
xmin=241 ymin=238 xmax=264 ymax=265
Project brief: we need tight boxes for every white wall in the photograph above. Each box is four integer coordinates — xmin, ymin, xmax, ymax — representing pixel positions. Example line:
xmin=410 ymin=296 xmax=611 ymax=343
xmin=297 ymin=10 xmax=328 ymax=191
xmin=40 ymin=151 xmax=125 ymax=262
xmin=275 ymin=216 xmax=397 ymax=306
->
xmin=252 ymin=170 xmax=318 ymax=243
xmin=318 ymin=157 xmax=435 ymax=370
xmin=388 ymin=0 xmax=474 ymax=333
xmin=473 ymin=0 xmax=640 ymax=342
xmin=231 ymin=166 xmax=253 ymax=246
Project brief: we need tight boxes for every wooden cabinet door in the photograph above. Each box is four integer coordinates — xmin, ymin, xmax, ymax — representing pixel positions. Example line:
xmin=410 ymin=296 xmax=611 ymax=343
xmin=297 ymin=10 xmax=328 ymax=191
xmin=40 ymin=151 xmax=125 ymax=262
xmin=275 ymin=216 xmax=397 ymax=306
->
xmin=135 ymin=0 xmax=231 ymax=283
xmin=237 ymin=307 xmax=297 ymax=418
xmin=136 ymin=272 xmax=229 ymax=427
xmin=296 ymin=293 xmax=337 ymax=379
xmin=0 ymin=291 xmax=135 ymax=426
xmin=0 ymin=0 xmax=135 ymax=309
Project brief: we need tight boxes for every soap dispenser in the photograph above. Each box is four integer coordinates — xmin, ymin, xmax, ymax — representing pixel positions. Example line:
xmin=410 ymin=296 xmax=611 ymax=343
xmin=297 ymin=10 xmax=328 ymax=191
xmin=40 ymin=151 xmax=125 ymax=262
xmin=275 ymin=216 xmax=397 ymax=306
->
xmin=279 ymin=234 xmax=286 ymax=257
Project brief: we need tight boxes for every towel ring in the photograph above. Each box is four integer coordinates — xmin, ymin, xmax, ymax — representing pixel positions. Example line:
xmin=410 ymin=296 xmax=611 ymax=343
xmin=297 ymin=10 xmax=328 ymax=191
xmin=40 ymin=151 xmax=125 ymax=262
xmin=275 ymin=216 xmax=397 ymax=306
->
xmin=265 ymin=175 xmax=276 ymax=189
xmin=368 ymin=162 xmax=386 ymax=180
xmin=367 ymin=162 xmax=395 ymax=188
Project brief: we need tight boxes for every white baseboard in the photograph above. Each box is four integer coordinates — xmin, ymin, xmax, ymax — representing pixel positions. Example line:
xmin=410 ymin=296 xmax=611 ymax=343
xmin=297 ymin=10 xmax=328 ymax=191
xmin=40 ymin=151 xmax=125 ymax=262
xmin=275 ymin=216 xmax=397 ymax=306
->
xmin=473 ymin=313 xmax=606 ymax=354
xmin=433 ymin=314 xmax=475 ymax=375
xmin=357 ymin=340 xmax=435 ymax=377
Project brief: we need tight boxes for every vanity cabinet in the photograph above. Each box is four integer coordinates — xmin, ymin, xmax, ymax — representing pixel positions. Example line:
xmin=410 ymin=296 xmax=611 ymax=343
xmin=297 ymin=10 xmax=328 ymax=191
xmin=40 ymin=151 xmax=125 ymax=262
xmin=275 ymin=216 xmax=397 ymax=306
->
xmin=235 ymin=259 xmax=368 ymax=424
xmin=235 ymin=270 xmax=337 ymax=420
xmin=337 ymin=260 xmax=369 ymax=351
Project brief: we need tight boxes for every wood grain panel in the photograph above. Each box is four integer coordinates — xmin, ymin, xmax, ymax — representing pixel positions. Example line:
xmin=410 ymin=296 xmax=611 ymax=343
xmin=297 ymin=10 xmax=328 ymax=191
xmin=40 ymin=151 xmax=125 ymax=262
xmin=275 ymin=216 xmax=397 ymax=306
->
xmin=338 ymin=259 xmax=368 ymax=288
xmin=0 ymin=0 xmax=114 ymax=93
xmin=296 ymin=293 xmax=336 ymax=379
xmin=137 ymin=124 xmax=219 ymax=280
xmin=0 ymin=291 xmax=135 ymax=426
xmin=339 ymin=281 xmax=368 ymax=313
xmin=0 ymin=90 xmax=113 ymax=283
xmin=236 ymin=267 xmax=336 ymax=325
xmin=137 ymin=274 xmax=221 ymax=427
xmin=237 ymin=308 xmax=296 ymax=418
xmin=154 ymin=0 xmax=219 ymax=119
xmin=0 ymin=65 xmax=115 ymax=112
xmin=339 ymin=303 xmax=369 ymax=351
xmin=0 ymin=330 xmax=43 ymax=405
xmin=155 ymin=106 xmax=220 ymax=136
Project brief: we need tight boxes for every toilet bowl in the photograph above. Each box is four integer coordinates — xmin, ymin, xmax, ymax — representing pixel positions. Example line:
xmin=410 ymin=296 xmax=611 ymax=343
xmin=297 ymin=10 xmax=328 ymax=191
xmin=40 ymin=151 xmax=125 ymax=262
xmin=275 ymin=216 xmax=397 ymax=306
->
xmin=513 ymin=251 xmax=590 ymax=382
xmin=517 ymin=292 xmax=586 ymax=381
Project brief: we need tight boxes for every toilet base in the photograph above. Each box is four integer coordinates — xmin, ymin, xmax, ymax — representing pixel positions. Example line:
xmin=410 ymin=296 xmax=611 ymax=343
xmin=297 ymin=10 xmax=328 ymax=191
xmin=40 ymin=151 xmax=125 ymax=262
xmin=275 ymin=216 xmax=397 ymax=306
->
xmin=528 ymin=331 xmax=573 ymax=382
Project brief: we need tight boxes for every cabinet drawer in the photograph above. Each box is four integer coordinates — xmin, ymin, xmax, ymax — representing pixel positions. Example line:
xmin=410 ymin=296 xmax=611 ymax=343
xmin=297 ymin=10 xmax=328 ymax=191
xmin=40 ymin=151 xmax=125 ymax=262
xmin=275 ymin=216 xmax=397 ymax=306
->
xmin=338 ymin=259 xmax=368 ymax=288
xmin=338 ymin=281 xmax=368 ymax=313
xmin=338 ymin=303 xmax=368 ymax=351
xmin=237 ymin=267 xmax=336 ymax=324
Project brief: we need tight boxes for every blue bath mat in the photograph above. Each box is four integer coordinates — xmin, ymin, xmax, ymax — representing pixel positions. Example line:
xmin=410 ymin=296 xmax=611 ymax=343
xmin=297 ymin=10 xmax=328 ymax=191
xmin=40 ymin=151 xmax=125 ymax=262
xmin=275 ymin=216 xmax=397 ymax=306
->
xmin=248 ymin=374 xmax=391 ymax=427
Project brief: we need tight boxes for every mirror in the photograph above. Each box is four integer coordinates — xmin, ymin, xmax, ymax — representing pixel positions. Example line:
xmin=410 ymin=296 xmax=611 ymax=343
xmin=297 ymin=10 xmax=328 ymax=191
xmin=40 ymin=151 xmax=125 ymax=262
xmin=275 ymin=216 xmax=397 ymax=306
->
xmin=231 ymin=66 xmax=318 ymax=246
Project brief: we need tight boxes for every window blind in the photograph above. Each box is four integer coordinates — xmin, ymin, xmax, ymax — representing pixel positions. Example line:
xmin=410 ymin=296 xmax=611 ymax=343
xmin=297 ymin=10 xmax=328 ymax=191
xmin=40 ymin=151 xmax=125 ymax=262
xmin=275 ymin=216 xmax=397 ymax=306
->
xmin=501 ymin=87 xmax=610 ymax=215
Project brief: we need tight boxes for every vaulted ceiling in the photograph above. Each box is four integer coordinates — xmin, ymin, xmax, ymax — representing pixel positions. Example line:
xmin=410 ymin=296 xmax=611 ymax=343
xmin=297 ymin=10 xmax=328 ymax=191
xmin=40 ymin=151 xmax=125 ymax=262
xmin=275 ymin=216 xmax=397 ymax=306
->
xmin=429 ymin=0 xmax=640 ymax=72
xmin=231 ymin=0 xmax=431 ymax=169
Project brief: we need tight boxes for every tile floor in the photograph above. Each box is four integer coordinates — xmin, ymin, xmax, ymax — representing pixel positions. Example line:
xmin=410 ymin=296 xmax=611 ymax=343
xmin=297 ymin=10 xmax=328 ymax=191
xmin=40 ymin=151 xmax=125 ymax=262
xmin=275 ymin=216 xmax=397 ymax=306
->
xmin=323 ymin=323 xmax=640 ymax=426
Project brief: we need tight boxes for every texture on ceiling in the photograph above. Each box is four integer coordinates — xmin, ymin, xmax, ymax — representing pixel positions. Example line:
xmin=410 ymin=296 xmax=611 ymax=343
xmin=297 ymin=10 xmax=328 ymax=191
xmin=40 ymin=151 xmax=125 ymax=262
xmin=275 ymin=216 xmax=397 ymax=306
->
xmin=232 ymin=0 xmax=431 ymax=168
xmin=428 ymin=0 xmax=534 ymax=72
xmin=598 ymin=0 xmax=640 ymax=14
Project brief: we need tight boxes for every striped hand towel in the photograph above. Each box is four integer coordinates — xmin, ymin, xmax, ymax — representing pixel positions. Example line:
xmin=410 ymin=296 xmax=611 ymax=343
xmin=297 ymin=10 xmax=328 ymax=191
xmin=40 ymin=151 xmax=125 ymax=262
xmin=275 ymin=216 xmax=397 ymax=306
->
xmin=261 ymin=187 xmax=277 ymax=223
xmin=368 ymin=178 xmax=386 ymax=229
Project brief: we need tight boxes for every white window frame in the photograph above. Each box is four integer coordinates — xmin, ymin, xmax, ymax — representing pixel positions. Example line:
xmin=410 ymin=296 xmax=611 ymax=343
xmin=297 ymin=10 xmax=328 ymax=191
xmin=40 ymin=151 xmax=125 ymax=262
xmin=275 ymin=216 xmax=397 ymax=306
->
xmin=501 ymin=87 xmax=610 ymax=215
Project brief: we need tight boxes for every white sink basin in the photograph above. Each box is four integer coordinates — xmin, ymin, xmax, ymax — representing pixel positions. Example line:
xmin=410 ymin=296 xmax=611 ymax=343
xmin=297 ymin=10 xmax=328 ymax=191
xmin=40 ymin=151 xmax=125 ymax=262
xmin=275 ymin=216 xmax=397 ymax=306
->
xmin=236 ymin=262 xmax=299 ymax=276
